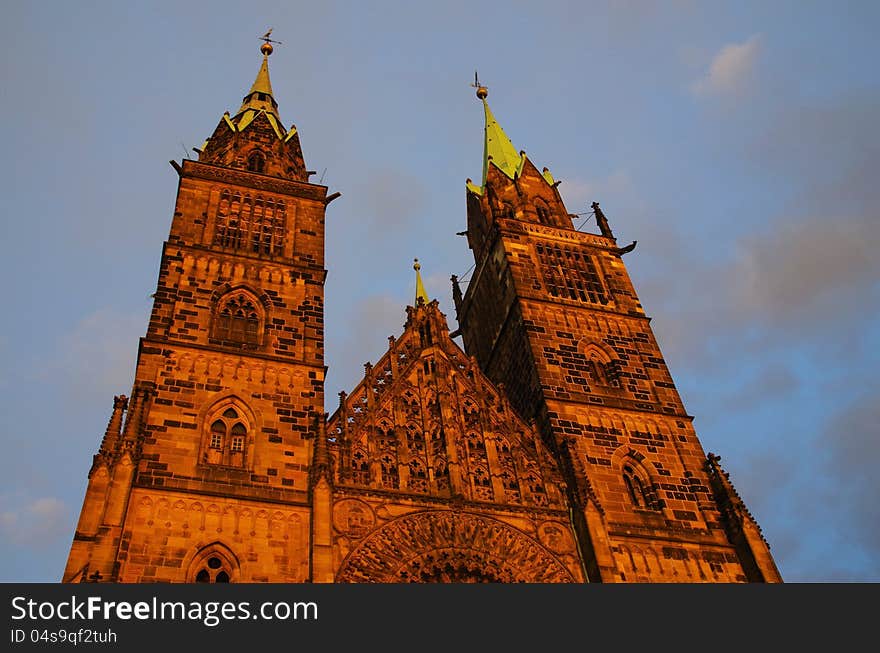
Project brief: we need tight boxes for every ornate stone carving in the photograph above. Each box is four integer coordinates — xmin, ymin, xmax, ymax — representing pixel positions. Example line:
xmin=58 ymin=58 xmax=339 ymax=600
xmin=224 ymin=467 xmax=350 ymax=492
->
xmin=333 ymin=499 xmax=376 ymax=539
xmin=336 ymin=510 xmax=575 ymax=582
xmin=538 ymin=521 xmax=575 ymax=554
xmin=183 ymin=160 xmax=325 ymax=201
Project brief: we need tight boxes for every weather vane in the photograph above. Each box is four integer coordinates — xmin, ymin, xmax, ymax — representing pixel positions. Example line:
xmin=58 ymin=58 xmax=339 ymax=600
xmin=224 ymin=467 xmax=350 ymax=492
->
xmin=471 ymin=71 xmax=489 ymax=99
xmin=259 ymin=28 xmax=283 ymax=55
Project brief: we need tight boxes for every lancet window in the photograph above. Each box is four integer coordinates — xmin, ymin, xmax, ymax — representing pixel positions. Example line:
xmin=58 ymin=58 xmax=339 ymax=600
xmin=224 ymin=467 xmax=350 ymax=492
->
xmin=214 ymin=189 xmax=286 ymax=256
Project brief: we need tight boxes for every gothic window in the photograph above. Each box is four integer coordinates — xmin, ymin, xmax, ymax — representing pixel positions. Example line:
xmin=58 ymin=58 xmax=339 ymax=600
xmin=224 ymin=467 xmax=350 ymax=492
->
xmin=247 ymin=151 xmax=265 ymax=173
xmin=581 ymin=344 xmax=621 ymax=389
xmin=467 ymin=432 xmax=485 ymax=452
xmin=214 ymin=189 xmax=286 ymax=255
xmin=535 ymin=202 xmax=551 ymax=225
xmin=210 ymin=422 xmax=224 ymax=450
xmin=195 ymin=557 xmax=230 ymax=583
xmin=419 ymin=322 xmax=433 ymax=345
xmin=495 ymin=436 xmax=521 ymax=503
xmin=462 ymin=400 xmax=480 ymax=428
xmin=188 ymin=545 xmax=238 ymax=583
xmin=213 ymin=293 xmax=262 ymax=347
xmin=527 ymin=474 xmax=548 ymax=507
xmin=623 ymin=463 xmax=660 ymax=511
xmin=230 ymin=423 xmax=246 ymax=452
xmin=351 ymin=449 xmax=369 ymax=485
xmin=472 ymin=465 xmax=493 ymax=501
xmin=203 ymin=406 xmax=248 ymax=467
xmin=408 ymin=459 xmax=428 ymax=494
xmin=500 ymin=469 xmax=521 ymax=503
xmin=465 ymin=433 xmax=493 ymax=501
xmin=380 ymin=454 xmax=399 ymax=489
xmin=406 ymin=424 xmax=424 ymax=454
xmin=401 ymin=390 xmax=420 ymax=419
xmin=434 ymin=458 xmax=450 ymax=492
xmin=535 ymin=242 xmax=608 ymax=305
xmin=376 ymin=427 xmax=400 ymax=490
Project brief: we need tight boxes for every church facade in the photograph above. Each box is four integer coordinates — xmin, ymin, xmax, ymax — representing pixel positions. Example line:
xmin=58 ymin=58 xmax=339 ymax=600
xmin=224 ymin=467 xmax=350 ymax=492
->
xmin=63 ymin=43 xmax=781 ymax=583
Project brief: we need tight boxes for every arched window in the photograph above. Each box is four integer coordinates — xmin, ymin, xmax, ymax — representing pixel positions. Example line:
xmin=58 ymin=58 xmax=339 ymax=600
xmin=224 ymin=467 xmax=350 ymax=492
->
xmin=623 ymin=463 xmax=659 ymax=511
xmin=213 ymin=293 xmax=262 ymax=347
xmin=535 ymin=202 xmax=551 ymax=225
xmin=434 ymin=458 xmax=450 ymax=492
xmin=462 ymin=400 xmax=480 ymax=428
xmin=188 ymin=544 xmax=239 ymax=583
xmin=582 ymin=343 xmax=621 ymax=388
xmin=204 ymin=406 xmax=249 ymax=467
xmin=535 ymin=243 xmax=609 ymax=304
xmin=351 ymin=448 xmax=369 ymax=484
xmin=408 ymin=459 xmax=428 ymax=494
xmin=247 ymin=151 xmax=265 ymax=173
xmin=380 ymin=454 xmax=399 ymax=489
xmin=522 ymin=473 xmax=548 ymax=507
xmin=195 ymin=557 xmax=230 ymax=583
xmin=213 ymin=189 xmax=286 ymax=255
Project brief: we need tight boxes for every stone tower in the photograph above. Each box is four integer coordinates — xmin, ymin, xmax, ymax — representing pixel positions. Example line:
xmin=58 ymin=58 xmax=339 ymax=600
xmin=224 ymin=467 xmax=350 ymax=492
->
xmin=63 ymin=46 xmax=781 ymax=583
xmin=63 ymin=41 xmax=334 ymax=583
xmin=453 ymin=81 xmax=782 ymax=582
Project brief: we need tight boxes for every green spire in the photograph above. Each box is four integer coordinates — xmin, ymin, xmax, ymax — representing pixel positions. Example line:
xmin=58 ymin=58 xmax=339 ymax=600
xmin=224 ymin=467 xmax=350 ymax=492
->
xmin=413 ymin=258 xmax=429 ymax=304
xmin=481 ymin=97 xmax=523 ymax=185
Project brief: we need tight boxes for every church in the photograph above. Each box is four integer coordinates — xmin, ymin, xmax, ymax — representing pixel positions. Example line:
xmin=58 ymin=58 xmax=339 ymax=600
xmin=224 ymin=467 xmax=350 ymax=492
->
xmin=63 ymin=40 xmax=781 ymax=583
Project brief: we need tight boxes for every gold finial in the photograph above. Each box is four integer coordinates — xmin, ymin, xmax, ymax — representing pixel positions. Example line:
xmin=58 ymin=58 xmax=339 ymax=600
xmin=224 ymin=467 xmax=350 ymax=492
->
xmin=259 ymin=28 xmax=282 ymax=56
xmin=413 ymin=258 xmax=421 ymax=271
xmin=472 ymin=70 xmax=489 ymax=100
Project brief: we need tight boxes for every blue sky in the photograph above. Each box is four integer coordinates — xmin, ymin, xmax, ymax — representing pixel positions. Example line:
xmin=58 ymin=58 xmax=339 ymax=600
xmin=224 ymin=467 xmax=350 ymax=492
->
xmin=1 ymin=1 xmax=877 ymax=582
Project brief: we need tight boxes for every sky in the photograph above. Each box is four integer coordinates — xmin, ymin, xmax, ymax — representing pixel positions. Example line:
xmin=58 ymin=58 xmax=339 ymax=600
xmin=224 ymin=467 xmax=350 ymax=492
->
xmin=1 ymin=1 xmax=877 ymax=583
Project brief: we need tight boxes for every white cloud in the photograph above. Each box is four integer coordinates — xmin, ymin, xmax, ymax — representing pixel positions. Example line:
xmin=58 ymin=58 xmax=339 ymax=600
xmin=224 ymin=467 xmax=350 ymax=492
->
xmin=325 ymin=294 xmax=408 ymax=397
xmin=40 ymin=307 xmax=145 ymax=401
xmin=692 ymin=34 xmax=761 ymax=96
xmin=559 ymin=171 xmax=637 ymax=216
xmin=0 ymin=495 xmax=67 ymax=549
xmin=731 ymin=213 xmax=880 ymax=325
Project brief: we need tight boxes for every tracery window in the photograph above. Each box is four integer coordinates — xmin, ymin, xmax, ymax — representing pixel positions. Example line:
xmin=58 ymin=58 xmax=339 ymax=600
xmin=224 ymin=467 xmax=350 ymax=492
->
xmin=351 ymin=448 xmax=369 ymax=485
xmin=582 ymin=345 xmax=621 ymax=388
xmin=195 ymin=556 xmax=231 ymax=583
xmin=188 ymin=545 xmax=238 ymax=583
xmin=526 ymin=473 xmax=548 ymax=507
xmin=623 ymin=463 xmax=660 ymax=511
xmin=496 ymin=437 xmax=521 ymax=503
xmin=434 ymin=458 xmax=450 ymax=492
xmin=213 ymin=293 xmax=262 ymax=347
xmin=376 ymin=425 xmax=400 ymax=490
xmin=408 ymin=459 xmax=428 ymax=494
xmin=466 ymin=433 xmax=493 ymax=501
xmin=204 ymin=407 xmax=248 ymax=467
xmin=214 ymin=189 xmax=286 ymax=255
xmin=380 ymin=454 xmax=399 ymax=489
xmin=535 ymin=242 xmax=608 ymax=305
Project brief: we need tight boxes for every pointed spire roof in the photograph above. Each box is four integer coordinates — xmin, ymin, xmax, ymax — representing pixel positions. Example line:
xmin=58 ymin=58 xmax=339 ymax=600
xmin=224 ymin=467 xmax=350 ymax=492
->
xmin=481 ymin=95 xmax=522 ymax=185
xmin=467 ymin=76 xmax=556 ymax=195
xmin=235 ymin=41 xmax=281 ymax=121
xmin=413 ymin=258 xmax=429 ymax=304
